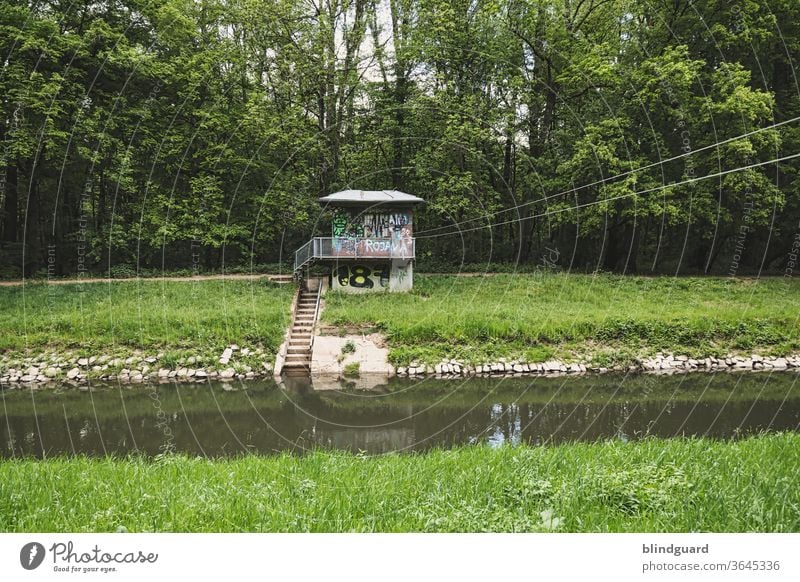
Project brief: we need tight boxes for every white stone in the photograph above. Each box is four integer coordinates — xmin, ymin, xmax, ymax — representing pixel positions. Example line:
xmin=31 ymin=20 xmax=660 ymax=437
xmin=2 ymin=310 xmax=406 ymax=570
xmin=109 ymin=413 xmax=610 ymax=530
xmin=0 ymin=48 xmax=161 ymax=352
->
xmin=67 ymin=368 xmax=80 ymax=379
xmin=220 ymin=368 xmax=236 ymax=379
xmin=44 ymin=367 xmax=59 ymax=378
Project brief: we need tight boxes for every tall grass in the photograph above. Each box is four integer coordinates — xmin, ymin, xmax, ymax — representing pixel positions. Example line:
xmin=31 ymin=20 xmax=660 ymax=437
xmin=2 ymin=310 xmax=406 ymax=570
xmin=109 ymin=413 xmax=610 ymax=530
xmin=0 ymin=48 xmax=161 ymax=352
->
xmin=1 ymin=434 xmax=798 ymax=532
xmin=0 ymin=279 xmax=293 ymax=354
xmin=323 ymin=274 xmax=800 ymax=363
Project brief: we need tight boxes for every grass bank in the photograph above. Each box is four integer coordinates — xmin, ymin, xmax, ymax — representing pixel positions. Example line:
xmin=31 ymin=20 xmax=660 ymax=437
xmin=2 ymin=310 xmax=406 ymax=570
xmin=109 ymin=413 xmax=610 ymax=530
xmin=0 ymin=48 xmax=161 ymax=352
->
xmin=1 ymin=434 xmax=798 ymax=532
xmin=322 ymin=274 xmax=800 ymax=365
xmin=0 ymin=279 xmax=293 ymax=358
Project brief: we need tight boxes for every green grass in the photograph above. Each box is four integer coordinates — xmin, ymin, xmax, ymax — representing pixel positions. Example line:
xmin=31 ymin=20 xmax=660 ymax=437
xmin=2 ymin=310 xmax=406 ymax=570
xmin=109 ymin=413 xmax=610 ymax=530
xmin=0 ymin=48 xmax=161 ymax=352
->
xmin=0 ymin=279 xmax=293 ymax=356
xmin=1 ymin=433 xmax=798 ymax=532
xmin=322 ymin=274 xmax=800 ymax=364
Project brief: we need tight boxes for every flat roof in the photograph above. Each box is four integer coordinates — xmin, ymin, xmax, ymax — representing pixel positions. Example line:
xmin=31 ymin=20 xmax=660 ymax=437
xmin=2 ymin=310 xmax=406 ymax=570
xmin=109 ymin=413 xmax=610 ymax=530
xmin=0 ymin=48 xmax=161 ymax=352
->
xmin=318 ymin=190 xmax=425 ymax=206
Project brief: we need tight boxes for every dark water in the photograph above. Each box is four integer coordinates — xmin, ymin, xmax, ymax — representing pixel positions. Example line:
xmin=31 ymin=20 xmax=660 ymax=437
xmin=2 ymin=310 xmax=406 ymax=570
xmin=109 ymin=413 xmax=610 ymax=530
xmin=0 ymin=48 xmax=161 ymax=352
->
xmin=1 ymin=371 xmax=798 ymax=457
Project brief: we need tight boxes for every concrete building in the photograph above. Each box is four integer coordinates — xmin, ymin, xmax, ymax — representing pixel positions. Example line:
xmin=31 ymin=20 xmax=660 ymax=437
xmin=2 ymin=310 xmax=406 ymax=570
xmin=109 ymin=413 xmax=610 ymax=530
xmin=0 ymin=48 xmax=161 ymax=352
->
xmin=294 ymin=190 xmax=424 ymax=292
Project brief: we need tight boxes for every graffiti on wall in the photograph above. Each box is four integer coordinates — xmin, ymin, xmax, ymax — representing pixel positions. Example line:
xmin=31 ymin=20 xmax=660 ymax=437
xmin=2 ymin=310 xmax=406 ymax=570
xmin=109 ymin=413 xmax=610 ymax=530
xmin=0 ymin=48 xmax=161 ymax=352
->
xmin=335 ymin=264 xmax=390 ymax=289
xmin=331 ymin=237 xmax=413 ymax=258
xmin=331 ymin=210 xmax=412 ymax=239
xmin=330 ymin=209 xmax=414 ymax=258
xmin=360 ymin=212 xmax=411 ymax=238
xmin=331 ymin=211 xmax=364 ymax=238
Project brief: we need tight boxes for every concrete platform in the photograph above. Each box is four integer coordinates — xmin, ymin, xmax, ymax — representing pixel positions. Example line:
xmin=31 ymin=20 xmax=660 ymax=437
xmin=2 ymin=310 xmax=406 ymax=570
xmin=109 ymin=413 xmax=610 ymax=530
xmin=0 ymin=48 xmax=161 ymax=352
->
xmin=310 ymin=333 xmax=395 ymax=377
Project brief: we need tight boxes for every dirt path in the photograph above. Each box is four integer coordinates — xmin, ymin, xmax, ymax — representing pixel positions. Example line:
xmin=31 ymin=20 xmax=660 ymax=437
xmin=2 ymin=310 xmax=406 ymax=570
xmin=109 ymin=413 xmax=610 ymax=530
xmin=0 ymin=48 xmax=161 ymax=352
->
xmin=0 ymin=273 xmax=294 ymax=287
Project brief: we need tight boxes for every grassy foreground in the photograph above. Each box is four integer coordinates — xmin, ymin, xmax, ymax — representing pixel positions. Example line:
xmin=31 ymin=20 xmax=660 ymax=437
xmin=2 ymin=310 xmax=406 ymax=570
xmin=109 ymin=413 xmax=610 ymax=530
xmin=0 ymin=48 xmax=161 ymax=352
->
xmin=1 ymin=434 xmax=798 ymax=532
xmin=323 ymin=274 xmax=800 ymax=364
xmin=0 ymin=279 xmax=293 ymax=356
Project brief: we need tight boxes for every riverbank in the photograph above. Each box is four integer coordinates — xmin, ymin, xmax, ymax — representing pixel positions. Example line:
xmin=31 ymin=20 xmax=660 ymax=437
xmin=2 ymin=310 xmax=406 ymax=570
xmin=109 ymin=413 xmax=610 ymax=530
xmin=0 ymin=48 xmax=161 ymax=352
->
xmin=1 ymin=434 xmax=797 ymax=532
xmin=0 ymin=279 xmax=293 ymax=385
xmin=1 ymin=274 xmax=798 ymax=386
xmin=323 ymin=273 xmax=800 ymax=367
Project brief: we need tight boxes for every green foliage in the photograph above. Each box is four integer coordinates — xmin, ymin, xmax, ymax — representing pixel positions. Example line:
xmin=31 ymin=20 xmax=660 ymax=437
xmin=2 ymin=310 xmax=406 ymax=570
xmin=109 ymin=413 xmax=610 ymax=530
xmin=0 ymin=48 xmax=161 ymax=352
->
xmin=1 ymin=434 xmax=798 ymax=532
xmin=1 ymin=0 xmax=798 ymax=277
xmin=343 ymin=361 xmax=361 ymax=377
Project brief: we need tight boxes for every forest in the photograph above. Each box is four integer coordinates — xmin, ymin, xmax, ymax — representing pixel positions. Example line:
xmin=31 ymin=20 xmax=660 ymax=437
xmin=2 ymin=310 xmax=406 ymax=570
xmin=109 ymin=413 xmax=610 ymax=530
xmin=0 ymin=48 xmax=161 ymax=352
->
xmin=1 ymin=0 xmax=798 ymax=276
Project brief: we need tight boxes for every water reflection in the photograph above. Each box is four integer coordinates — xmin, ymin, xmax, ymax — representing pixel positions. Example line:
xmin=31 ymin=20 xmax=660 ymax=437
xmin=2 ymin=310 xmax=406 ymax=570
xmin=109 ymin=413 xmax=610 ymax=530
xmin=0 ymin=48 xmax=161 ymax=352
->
xmin=1 ymin=371 xmax=798 ymax=457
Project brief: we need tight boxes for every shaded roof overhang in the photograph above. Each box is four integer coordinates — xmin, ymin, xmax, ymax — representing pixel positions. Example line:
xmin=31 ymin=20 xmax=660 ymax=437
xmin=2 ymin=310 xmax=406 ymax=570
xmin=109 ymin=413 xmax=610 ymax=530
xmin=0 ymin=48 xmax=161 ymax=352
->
xmin=318 ymin=189 xmax=425 ymax=207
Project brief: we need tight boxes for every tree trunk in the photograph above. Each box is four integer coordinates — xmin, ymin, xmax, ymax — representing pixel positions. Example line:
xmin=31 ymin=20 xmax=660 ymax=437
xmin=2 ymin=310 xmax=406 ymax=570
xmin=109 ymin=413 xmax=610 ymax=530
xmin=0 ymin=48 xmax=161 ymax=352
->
xmin=2 ymin=161 xmax=18 ymax=242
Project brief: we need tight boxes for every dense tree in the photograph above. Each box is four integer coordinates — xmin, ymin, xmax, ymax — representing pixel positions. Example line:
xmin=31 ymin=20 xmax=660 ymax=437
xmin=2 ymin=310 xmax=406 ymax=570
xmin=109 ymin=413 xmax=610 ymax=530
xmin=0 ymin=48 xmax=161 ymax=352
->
xmin=0 ymin=0 xmax=797 ymax=276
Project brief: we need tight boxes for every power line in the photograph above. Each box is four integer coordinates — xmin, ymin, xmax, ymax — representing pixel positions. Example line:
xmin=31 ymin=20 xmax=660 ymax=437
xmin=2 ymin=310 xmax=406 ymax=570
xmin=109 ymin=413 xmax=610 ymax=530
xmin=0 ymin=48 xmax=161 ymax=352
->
xmin=416 ymin=115 xmax=797 ymax=236
xmin=417 ymin=151 xmax=800 ymax=239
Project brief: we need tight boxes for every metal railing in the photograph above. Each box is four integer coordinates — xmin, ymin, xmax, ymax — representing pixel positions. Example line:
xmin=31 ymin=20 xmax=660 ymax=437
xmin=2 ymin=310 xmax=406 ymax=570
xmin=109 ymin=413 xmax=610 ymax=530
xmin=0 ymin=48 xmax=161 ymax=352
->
xmin=294 ymin=237 xmax=416 ymax=271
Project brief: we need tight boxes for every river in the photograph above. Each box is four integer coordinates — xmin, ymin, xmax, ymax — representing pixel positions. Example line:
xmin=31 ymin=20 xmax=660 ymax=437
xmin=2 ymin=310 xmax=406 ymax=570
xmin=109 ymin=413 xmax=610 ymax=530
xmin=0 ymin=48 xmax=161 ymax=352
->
xmin=1 ymin=371 xmax=798 ymax=457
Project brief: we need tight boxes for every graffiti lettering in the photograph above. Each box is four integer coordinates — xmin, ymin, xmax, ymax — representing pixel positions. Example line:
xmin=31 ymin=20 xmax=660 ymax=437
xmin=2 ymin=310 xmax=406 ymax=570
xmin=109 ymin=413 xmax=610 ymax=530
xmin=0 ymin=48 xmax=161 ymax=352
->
xmin=335 ymin=264 xmax=390 ymax=288
xmin=360 ymin=212 xmax=412 ymax=238
xmin=331 ymin=212 xmax=348 ymax=237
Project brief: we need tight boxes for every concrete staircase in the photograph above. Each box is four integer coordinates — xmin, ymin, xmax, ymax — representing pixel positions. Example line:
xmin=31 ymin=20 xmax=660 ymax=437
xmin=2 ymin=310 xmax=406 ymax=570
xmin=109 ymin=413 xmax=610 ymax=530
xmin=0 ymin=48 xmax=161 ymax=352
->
xmin=282 ymin=279 xmax=322 ymax=375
